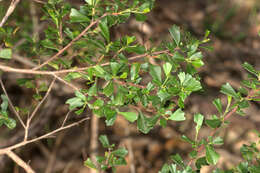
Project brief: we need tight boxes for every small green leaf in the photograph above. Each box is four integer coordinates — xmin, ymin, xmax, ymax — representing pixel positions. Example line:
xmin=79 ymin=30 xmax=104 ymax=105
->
xmin=88 ymin=82 xmax=97 ymax=96
xmin=119 ymin=111 xmax=138 ymax=123
xmin=99 ymin=135 xmax=110 ymax=148
xmin=1 ymin=94 xmax=9 ymax=111
xmin=194 ymin=113 xmax=204 ymax=134
xmin=220 ymin=83 xmax=240 ymax=100
xmin=41 ymin=39 xmax=59 ymax=51
xmin=70 ymin=8 xmax=90 ymax=23
xmin=112 ymin=148 xmax=128 ymax=157
xmin=205 ymin=117 xmax=222 ymax=129
xmin=242 ymin=62 xmax=258 ymax=77
xmin=103 ymin=81 xmax=114 ymax=97
xmin=195 ymin=157 xmax=209 ymax=169
xmin=212 ymin=136 xmax=224 ymax=145
xmin=0 ymin=48 xmax=12 ymax=59
xmin=170 ymin=154 xmax=185 ymax=168
xmin=181 ymin=135 xmax=195 ymax=145
xmin=168 ymin=108 xmax=185 ymax=121
xmin=137 ymin=113 xmax=160 ymax=134
xmin=110 ymin=62 xmax=121 ymax=76
xmin=4 ymin=117 xmax=16 ymax=129
xmin=149 ymin=65 xmax=162 ymax=85
xmin=64 ymin=72 xmax=82 ymax=81
xmin=75 ymin=91 xmax=86 ymax=101
xmin=206 ymin=145 xmax=220 ymax=165
xmin=213 ymin=98 xmax=222 ymax=115
xmin=130 ymin=63 xmax=141 ymax=81
xmin=66 ymin=97 xmax=84 ymax=110
xmin=163 ymin=62 xmax=172 ymax=77
xmin=99 ymin=19 xmax=110 ymax=42
xmin=169 ymin=25 xmax=181 ymax=46
xmin=84 ymin=158 xmax=97 ymax=170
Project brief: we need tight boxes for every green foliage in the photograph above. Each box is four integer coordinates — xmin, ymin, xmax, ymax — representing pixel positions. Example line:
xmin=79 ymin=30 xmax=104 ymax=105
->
xmin=0 ymin=0 xmax=259 ymax=172
xmin=0 ymin=94 xmax=16 ymax=129
xmin=85 ymin=135 xmax=128 ymax=172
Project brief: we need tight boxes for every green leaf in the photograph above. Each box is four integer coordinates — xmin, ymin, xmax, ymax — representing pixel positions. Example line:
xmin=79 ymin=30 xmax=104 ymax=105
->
xmin=1 ymin=94 xmax=9 ymax=111
xmin=149 ymin=65 xmax=162 ymax=85
xmin=157 ymin=89 xmax=171 ymax=102
xmin=103 ymin=81 xmax=114 ymax=97
xmin=212 ymin=136 xmax=224 ymax=145
xmin=66 ymin=97 xmax=85 ymax=110
xmin=99 ymin=19 xmax=110 ymax=42
xmin=194 ymin=113 xmax=204 ymax=134
xmin=88 ymin=82 xmax=97 ymax=96
xmin=119 ymin=111 xmax=138 ymax=123
xmin=191 ymin=59 xmax=204 ymax=68
xmin=137 ymin=113 xmax=160 ymax=134
xmin=104 ymin=107 xmax=117 ymax=126
xmin=213 ymin=98 xmax=222 ymax=115
xmin=163 ymin=62 xmax=172 ymax=77
xmin=84 ymin=158 xmax=97 ymax=170
xmin=242 ymin=62 xmax=258 ymax=77
xmin=189 ymin=52 xmax=203 ymax=60
xmin=112 ymin=148 xmax=128 ymax=157
xmin=70 ymin=8 xmax=90 ymax=23
xmin=99 ymin=135 xmax=110 ymax=148
xmin=220 ymin=83 xmax=240 ymax=100
xmin=130 ymin=63 xmax=141 ymax=81
xmin=110 ymin=62 xmax=121 ymax=76
xmin=0 ymin=48 xmax=12 ymax=59
xmin=4 ymin=117 xmax=16 ymax=129
xmin=75 ymin=91 xmax=86 ymax=101
xmin=64 ymin=72 xmax=82 ymax=81
xmin=169 ymin=25 xmax=181 ymax=46
xmin=181 ymin=135 xmax=195 ymax=145
xmin=170 ymin=154 xmax=185 ymax=168
xmin=206 ymin=145 xmax=220 ymax=165
xmin=168 ymin=108 xmax=185 ymax=121
xmin=178 ymin=72 xmax=202 ymax=92
xmin=195 ymin=157 xmax=209 ymax=169
xmin=41 ymin=39 xmax=59 ymax=51
xmin=205 ymin=116 xmax=222 ymax=129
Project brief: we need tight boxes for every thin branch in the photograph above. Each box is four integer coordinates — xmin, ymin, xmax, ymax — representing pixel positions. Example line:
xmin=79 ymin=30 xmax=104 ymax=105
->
xmin=24 ymin=77 xmax=57 ymax=141
xmin=61 ymin=110 xmax=72 ymax=127
xmin=90 ymin=114 xmax=99 ymax=173
xmin=0 ymin=117 xmax=90 ymax=152
xmin=32 ymin=13 xmax=109 ymax=70
xmin=0 ymin=0 xmax=21 ymax=27
xmin=5 ymin=150 xmax=35 ymax=173
xmin=0 ymin=50 xmax=169 ymax=75
xmin=0 ymin=78 xmax=26 ymax=128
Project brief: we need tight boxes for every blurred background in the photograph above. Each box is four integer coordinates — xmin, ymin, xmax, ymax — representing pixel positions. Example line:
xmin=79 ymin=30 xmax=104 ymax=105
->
xmin=0 ymin=0 xmax=259 ymax=172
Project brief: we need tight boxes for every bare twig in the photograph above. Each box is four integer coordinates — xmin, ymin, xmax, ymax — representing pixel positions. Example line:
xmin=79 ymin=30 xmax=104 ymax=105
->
xmin=0 ymin=0 xmax=21 ymax=27
xmin=0 ymin=50 xmax=169 ymax=75
xmin=0 ymin=116 xmax=90 ymax=152
xmin=24 ymin=77 xmax=57 ymax=141
xmin=5 ymin=150 xmax=35 ymax=173
xmin=90 ymin=114 xmax=99 ymax=173
xmin=0 ymin=78 xmax=26 ymax=128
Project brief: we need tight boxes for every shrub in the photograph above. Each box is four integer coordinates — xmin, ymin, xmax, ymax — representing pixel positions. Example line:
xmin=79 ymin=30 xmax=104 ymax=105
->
xmin=0 ymin=0 xmax=259 ymax=172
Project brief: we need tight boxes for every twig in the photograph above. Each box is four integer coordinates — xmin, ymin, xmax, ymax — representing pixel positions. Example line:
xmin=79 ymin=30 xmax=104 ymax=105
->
xmin=5 ymin=150 xmax=35 ymax=173
xmin=32 ymin=13 xmax=109 ymax=70
xmin=90 ymin=114 xmax=99 ymax=173
xmin=0 ymin=117 xmax=90 ymax=151
xmin=24 ymin=77 xmax=57 ymax=141
xmin=0 ymin=50 xmax=169 ymax=75
xmin=0 ymin=0 xmax=21 ymax=27
xmin=0 ymin=78 xmax=26 ymax=128
xmin=61 ymin=110 xmax=72 ymax=127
